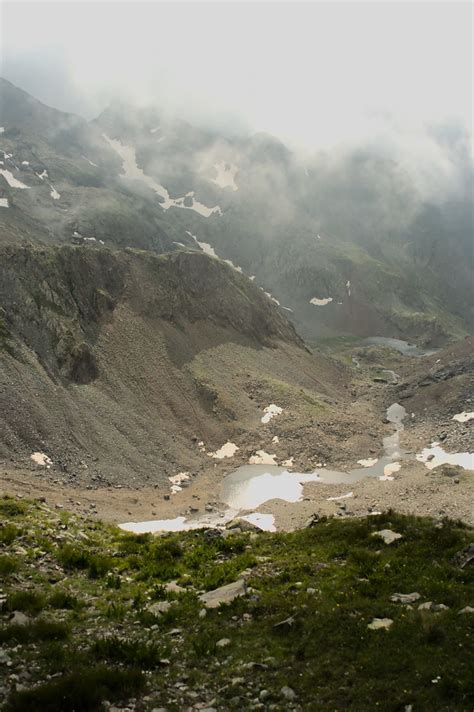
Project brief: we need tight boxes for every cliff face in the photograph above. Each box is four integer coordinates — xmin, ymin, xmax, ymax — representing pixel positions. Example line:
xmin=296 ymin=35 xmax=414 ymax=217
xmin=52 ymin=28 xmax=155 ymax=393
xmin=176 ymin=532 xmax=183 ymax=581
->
xmin=0 ymin=245 xmax=312 ymax=482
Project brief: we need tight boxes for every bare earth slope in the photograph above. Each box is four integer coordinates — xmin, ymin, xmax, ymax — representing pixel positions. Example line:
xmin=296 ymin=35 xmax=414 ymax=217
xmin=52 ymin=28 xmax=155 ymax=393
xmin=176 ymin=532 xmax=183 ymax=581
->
xmin=1 ymin=244 xmax=367 ymax=486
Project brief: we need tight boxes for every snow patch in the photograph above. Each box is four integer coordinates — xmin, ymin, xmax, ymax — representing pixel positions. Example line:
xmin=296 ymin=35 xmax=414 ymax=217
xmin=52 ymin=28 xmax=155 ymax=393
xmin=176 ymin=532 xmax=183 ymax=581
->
xmin=168 ymin=472 xmax=190 ymax=494
xmin=0 ymin=170 xmax=29 ymax=189
xmin=357 ymin=458 xmax=378 ymax=467
xmin=264 ymin=290 xmax=281 ymax=306
xmin=185 ymin=231 xmax=243 ymax=272
xmin=310 ymin=297 xmax=333 ymax=306
xmin=31 ymin=452 xmax=52 ymax=467
xmin=211 ymin=161 xmax=238 ymax=191
xmin=261 ymin=404 xmax=283 ymax=424
xmin=249 ymin=450 xmax=278 ymax=465
xmin=327 ymin=491 xmax=354 ymax=501
xmin=103 ymin=135 xmax=222 ymax=217
xmin=49 ymin=185 xmax=60 ymax=200
xmin=452 ymin=411 xmax=474 ymax=423
xmin=82 ymin=155 xmax=98 ymax=167
xmin=209 ymin=442 xmax=239 ymax=459
xmin=0 ymin=198 xmax=9 ymax=208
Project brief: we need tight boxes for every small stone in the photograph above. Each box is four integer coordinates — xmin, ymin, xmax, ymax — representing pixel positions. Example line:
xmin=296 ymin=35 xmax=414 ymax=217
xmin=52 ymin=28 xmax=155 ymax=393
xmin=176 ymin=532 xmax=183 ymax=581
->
xmin=198 ymin=608 xmax=207 ymax=619
xmin=216 ymin=638 xmax=231 ymax=648
xmin=280 ymin=686 xmax=296 ymax=701
xmin=259 ymin=690 xmax=270 ymax=701
xmin=148 ymin=601 xmax=173 ymax=615
xmin=418 ymin=601 xmax=433 ymax=610
xmin=199 ymin=579 xmax=247 ymax=609
xmin=0 ymin=650 xmax=11 ymax=664
xmin=390 ymin=592 xmax=421 ymax=604
xmin=10 ymin=611 xmax=29 ymax=626
xmin=164 ymin=581 xmax=186 ymax=594
xmin=368 ymin=617 xmax=393 ymax=630
xmin=418 ymin=601 xmax=449 ymax=612
xmin=373 ymin=529 xmax=403 ymax=545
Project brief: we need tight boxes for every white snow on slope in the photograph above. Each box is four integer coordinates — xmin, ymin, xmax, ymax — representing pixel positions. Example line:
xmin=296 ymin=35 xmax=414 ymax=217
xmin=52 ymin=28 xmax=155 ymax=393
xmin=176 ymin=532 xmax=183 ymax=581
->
xmin=208 ymin=442 xmax=239 ymax=459
xmin=36 ymin=170 xmax=48 ymax=180
xmin=452 ymin=411 xmax=474 ymax=423
xmin=261 ymin=404 xmax=283 ymax=424
xmin=185 ymin=231 xmax=243 ymax=272
xmin=0 ymin=170 xmax=29 ymax=189
xmin=264 ymin=291 xmax=281 ymax=306
xmin=357 ymin=458 xmax=378 ymax=467
xmin=50 ymin=185 xmax=60 ymax=200
xmin=103 ymin=134 xmax=222 ymax=217
xmin=211 ymin=161 xmax=238 ymax=191
xmin=310 ymin=297 xmax=333 ymax=306
xmin=82 ymin=155 xmax=98 ymax=167
xmin=0 ymin=198 xmax=9 ymax=208
xmin=0 ymin=127 xmax=4 ymax=134
xmin=248 ymin=450 xmax=278 ymax=465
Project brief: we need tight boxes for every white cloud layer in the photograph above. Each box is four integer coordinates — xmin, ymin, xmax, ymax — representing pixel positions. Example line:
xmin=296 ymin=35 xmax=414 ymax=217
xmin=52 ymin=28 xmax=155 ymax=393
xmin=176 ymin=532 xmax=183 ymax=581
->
xmin=1 ymin=2 xmax=472 ymax=150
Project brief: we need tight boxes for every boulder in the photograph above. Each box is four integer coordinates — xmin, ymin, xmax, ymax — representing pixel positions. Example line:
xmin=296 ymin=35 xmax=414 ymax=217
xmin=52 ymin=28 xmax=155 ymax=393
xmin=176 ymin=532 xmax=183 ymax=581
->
xmin=10 ymin=611 xmax=29 ymax=626
xmin=199 ymin=579 xmax=247 ymax=609
xmin=372 ymin=529 xmax=403 ymax=545
xmin=390 ymin=592 xmax=421 ymax=604
xmin=368 ymin=617 xmax=393 ymax=630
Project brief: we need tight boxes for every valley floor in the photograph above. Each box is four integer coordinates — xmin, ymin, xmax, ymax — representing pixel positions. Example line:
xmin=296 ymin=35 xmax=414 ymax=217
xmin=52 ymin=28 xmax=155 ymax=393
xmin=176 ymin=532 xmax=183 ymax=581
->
xmin=1 ymin=338 xmax=473 ymax=532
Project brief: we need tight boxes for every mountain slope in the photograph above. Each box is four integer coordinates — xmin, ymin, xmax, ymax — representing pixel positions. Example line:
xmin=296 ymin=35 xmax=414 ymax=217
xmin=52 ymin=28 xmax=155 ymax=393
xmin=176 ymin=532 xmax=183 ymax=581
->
xmin=0 ymin=244 xmax=360 ymax=485
xmin=1 ymin=77 xmax=472 ymax=345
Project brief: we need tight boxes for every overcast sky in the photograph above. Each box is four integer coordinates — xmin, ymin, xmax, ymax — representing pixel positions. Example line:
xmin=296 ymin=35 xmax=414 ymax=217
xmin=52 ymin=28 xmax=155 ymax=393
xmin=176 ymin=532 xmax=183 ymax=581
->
xmin=1 ymin=1 xmax=472 ymax=149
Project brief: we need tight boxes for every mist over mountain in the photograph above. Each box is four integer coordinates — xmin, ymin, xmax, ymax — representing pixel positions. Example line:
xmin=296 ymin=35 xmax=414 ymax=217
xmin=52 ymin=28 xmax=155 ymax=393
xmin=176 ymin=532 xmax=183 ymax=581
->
xmin=0 ymin=4 xmax=473 ymax=709
xmin=1 ymin=74 xmax=471 ymax=344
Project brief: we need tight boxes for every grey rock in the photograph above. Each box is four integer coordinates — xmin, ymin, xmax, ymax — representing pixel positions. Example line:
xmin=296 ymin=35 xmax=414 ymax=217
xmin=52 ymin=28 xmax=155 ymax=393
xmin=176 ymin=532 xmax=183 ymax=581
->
xmin=280 ymin=686 xmax=297 ymax=701
xmin=372 ymin=529 xmax=403 ymax=545
xmin=418 ymin=601 xmax=449 ymax=612
xmin=10 ymin=611 xmax=29 ymax=626
xmin=368 ymin=617 xmax=393 ymax=630
xmin=199 ymin=579 xmax=247 ymax=609
xmin=148 ymin=601 xmax=174 ymax=615
xmin=390 ymin=592 xmax=421 ymax=604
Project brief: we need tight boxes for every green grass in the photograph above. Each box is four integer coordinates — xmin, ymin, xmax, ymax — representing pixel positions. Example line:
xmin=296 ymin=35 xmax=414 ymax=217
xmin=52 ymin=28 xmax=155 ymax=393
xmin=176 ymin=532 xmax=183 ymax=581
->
xmin=4 ymin=666 xmax=145 ymax=712
xmin=0 ymin=619 xmax=70 ymax=644
xmin=91 ymin=635 xmax=166 ymax=668
xmin=0 ymin=496 xmax=473 ymax=711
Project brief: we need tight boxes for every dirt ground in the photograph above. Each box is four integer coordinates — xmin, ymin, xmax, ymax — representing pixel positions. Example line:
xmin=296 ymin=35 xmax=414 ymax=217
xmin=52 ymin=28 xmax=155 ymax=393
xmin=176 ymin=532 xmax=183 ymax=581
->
xmin=2 ymin=339 xmax=472 ymax=531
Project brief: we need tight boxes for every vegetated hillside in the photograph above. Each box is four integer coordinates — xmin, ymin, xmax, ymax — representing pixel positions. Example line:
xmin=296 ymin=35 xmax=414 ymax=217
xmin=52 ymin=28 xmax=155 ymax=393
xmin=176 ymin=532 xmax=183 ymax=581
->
xmin=0 ymin=243 xmax=355 ymax=484
xmin=0 ymin=496 xmax=473 ymax=711
xmin=1 ymin=77 xmax=472 ymax=345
